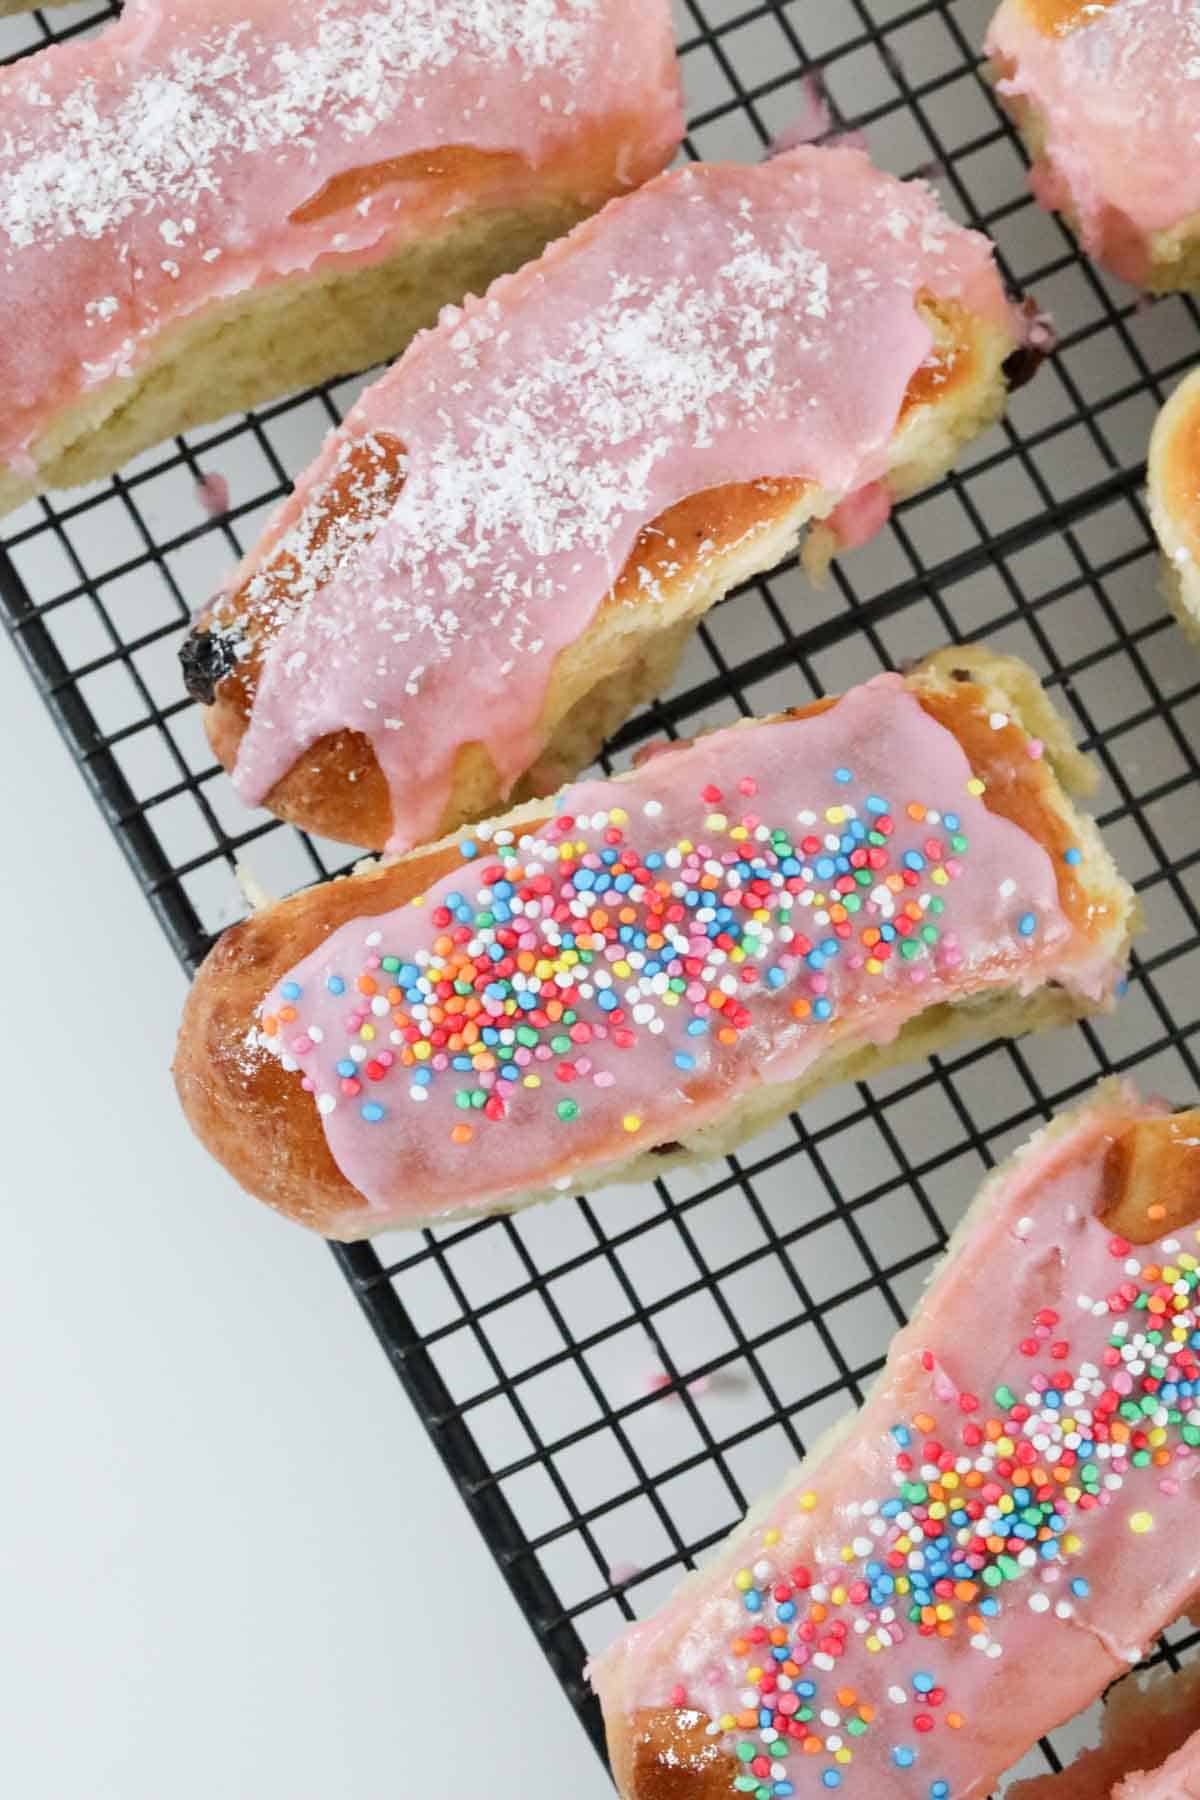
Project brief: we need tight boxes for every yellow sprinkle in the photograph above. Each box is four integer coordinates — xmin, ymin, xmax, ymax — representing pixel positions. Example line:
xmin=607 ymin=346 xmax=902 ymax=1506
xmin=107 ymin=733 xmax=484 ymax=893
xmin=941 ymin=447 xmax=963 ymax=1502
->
xmin=705 ymin=813 xmax=728 ymax=832
xmin=866 ymin=1636 xmax=881 ymax=1654
xmin=799 ymin=1492 xmax=817 ymax=1512
xmin=1181 ymin=1253 xmax=1197 ymax=1271
xmin=896 ymin=1577 xmax=910 ymax=1595
xmin=1149 ymin=1428 xmax=1168 ymax=1447
xmin=613 ymin=961 xmax=632 ymax=979
xmin=663 ymin=992 xmax=680 ymax=1007
xmin=522 ymin=1075 xmax=541 ymax=1089
xmin=730 ymin=947 xmax=746 ymax=964
xmin=1063 ymin=1534 xmax=1082 ymax=1554
xmin=997 ymin=1437 xmax=1015 ymax=1457
xmin=730 ymin=826 xmax=750 ymax=841
xmin=835 ymin=1749 xmax=852 ymax=1765
xmin=826 ymin=806 xmax=846 ymax=825
xmin=928 ymin=1502 xmax=947 ymax=1521
xmin=764 ymin=1528 xmax=781 ymax=1548
xmin=720 ymin=1715 xmax=736 ymax=1733
xmin=360 ymin=1023 xmax=375 ymax=1041
xmin=931 ymin=866 xmax=950 ymax=886
xmin=941 ymin=1472 xmax=959 ymax=1490
xmin=1163 ymin=1266 xmax=1180 ymax=1283
xmin=623 ymin=1115 xmax=642 ymax=1134
xmin=832 ymin=1585 xmax=848 ymax=1604
xmin=609 ymin=808 xmax=628 ymax=825
xmin=747 ymin=1666 xmax=763 ymax=1684
xmin=754 ymin=908 xmax=771 ymax=923
xmin=998 ymin=1493 xmax=1014 ymax=1513
xmin=866 ymin=958 xmax=884 ymax=976
xmin=935 ymin=1603 xmax=953 ymax=1622
xmin=677 ymin=839 xmax=694 ymax=855
xmin=896 ymin=1536 xmax=912 ymax=1555
xmin=413 ymin=1041 xmax=432 ymax=1062
xmin=410 ymin=896 xmax=425 ymax=907
xmin=967 ymin=777 xmax=986 ymax=797
xmin=735 ymin=1569 xmax=753 ymax=1592
xmin=1130 ymin=1512 xmax=1154 ymax=1535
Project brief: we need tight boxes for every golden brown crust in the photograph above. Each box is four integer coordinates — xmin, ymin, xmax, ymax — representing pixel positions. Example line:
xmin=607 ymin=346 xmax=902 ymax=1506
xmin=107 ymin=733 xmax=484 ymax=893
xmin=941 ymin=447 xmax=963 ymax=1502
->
xmin=191 ymin=295 xmax=1015 ymax=851
xmin=1148 ymin=368 xmax=1200 ymax=643
xmin=174 ymin=652 xmax=1129 ymax=1236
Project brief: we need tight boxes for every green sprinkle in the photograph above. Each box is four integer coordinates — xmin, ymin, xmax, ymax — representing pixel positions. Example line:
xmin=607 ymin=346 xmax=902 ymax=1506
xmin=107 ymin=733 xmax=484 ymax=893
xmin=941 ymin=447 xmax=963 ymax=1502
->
xmin=995 ymin=1385 xmax=1017 ymax=1410
xmin=982 ymin=1566 xmax=1003 ymax=1588
xmin=381 ymin=956 xmax=401 ymax=973
xmin=517 ymin=1026 xmax=538 ymax=1048
xmin=951 ymin=834 xmax=968 ymax=853
xmin=921 ymin=924 xmax=939 ymax=944
xmin=737 ymin=1744 xmax=755 ymax=1764
xmin=550 ymin=1035 xmax=571 ymax=1054
xmin=455 ymin=1091 xmax=472 ymax=1111
xmin=556 ymin=1100 xmax=579 ymax=1123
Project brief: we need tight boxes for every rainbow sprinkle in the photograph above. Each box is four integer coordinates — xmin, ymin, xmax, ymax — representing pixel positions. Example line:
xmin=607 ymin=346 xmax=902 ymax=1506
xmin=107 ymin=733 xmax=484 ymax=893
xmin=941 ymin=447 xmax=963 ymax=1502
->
xmin=679 ymin=1232 xmax=1200 ymax=1796
xmin=261 ymin=762 xmax=1050 ymax=1147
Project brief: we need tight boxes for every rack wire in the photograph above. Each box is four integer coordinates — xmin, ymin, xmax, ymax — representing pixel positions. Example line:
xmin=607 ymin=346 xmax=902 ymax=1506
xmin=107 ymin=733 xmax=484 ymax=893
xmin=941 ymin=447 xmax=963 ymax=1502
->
xmin=3 ymin=0 xmax=1200 ymax=1787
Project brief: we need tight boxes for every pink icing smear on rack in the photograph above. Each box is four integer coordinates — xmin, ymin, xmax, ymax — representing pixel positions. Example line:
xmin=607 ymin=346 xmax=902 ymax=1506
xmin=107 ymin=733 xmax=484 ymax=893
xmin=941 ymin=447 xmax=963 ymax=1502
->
xmin=255 ymin=677 xmax=1118 ymax=1229
xmin=590 ymin=1086 xmax=1200 ymax=1798
xmin=225 ymin=148 xmax=1018 ymax=853
xmin=0 ymin=0 xmax=681 ymax=476
xmin=987 ymin=0 xmax=1200 ymax=283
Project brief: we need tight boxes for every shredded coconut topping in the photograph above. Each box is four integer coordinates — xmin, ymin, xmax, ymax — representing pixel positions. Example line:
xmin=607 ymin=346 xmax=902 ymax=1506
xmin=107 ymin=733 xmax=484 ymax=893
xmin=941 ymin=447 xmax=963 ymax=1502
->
xmin=0 ymin=0 xmax=600 ymax=253
xmin=226 ymin=152 xmax=1010 ymax=850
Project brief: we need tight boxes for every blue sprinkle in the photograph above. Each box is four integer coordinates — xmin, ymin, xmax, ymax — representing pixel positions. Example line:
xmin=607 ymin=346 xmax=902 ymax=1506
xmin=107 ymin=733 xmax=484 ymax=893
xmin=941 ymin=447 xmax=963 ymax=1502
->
xmin=931 ymin=1785 xmax=950 ymax=1799
xmin=867 ymin=795 xmax=889 ymax=814
xmin=796 ymin=1682 xmax=817 ymax=1700
xmin=743 ymin=1590 xmax=762 ymax=1613
xmin=776 ymin=1601 xmax=796 ymax=1622
xmin=892 ymin=1747 xmax=916 ymax=1769
xmin=813 ymin=999 xmax=834 ymax=1021
xmin=445 ymin=892 xmax=463 ymax=910
xmin=687 ymin=1019 xmax=709 ymax=1037
xmin=767 ymin=967 xmax=787 ymax=989
xmin=1071 ymin=1578 xmax=1090 ymax=1598
xmin=816 ymin=858 xmax=836 ymax=880
xmin=904 ymin=851 xmax=925 ymax=872
xmin=822 ymin=1775 xmax=841 ymax=1790
xmin=413 ymin=1069 xmax=432 ymax=1087
xmin=598 ymin=992 xmax=619 ymax=1012
xmin=336 ymin=1060 xmax=356 ymax=1079
xmin=360 ymin=1103 xmax=384 ymax=1123
xmin=775 ymin=1787 xmax=795 ymax=1798
xmin=944 ymin=813 xmax=960 ymax=831
xmin=821 ymin=938 xmax=839 ymax=957
xmin=980 ymin=1597 xmax=1000 ymax=1617
xmin=1063 ymin=847 xmax=1082 ymax=866
xmin=834 ymin=767 xmax=853 ymax=784
xmin=325 ymin=975 xmax=345 ymax=996
xmin=280 ymin=981 xmax=301 ymax=1001
xmin=1018 ymin=912 xmax=1038 ymax=937
xmin=674 ymin=1052 xmax=696 ymax=1071
xmin=891 ymin=1425 xmax=911 ymax=1447
xmin=459 ymin=839 xmax=478 ymax=859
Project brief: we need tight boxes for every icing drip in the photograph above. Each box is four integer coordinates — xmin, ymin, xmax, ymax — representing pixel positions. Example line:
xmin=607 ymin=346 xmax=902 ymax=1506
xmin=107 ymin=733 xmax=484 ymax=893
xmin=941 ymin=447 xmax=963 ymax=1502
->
xmin=988 ymin=0 xmax=1200 ymax=282
xmin=226 ymin=148 xmax=1016 ymax=852
xmin=254 ymin=678 xmax=1114 ymax=1227
xmin=0 ymin=0 xmax=681 ymax=471
xmin=590 ymin=1094 xmax=1200 ymax=1798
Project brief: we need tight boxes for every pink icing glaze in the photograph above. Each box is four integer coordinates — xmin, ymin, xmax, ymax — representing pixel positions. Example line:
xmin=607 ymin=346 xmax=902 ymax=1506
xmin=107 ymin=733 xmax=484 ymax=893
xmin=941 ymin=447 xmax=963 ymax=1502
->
xmin=225 ymin=147 xmax=1018 ymax=853
xmin=0 ymin=0 xmax=682 ymax=477
xmin=987 ymin=0 xmax=1200 ymax=283
xmin=589 ymin=1085 xmax=1200 ymax=1798
xmin=1115 ymin=1730 xmax=1200 ymax=1798
xmin=257 ymin=677 xmax=1122 ymax=1229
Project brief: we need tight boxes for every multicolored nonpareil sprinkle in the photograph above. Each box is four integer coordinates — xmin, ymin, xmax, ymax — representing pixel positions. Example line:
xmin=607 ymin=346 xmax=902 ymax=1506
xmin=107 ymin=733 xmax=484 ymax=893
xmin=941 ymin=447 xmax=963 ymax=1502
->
xmin=261 ymin=763 xmax=1031 ymax=1142
xmin=678 ymin=1232 xmax=1200 ymax=1797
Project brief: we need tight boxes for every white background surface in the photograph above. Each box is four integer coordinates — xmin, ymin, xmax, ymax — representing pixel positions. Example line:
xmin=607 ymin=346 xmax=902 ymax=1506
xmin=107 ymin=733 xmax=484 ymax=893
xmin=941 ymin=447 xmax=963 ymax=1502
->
xmin=0 ymin=632 xmax=611 ymax=1798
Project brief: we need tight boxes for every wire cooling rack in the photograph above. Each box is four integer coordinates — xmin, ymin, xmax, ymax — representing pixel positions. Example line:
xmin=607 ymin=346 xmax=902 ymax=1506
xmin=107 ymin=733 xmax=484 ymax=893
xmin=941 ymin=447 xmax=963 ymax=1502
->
xmin=3 ymin=0 xmax=1200 ymax=1787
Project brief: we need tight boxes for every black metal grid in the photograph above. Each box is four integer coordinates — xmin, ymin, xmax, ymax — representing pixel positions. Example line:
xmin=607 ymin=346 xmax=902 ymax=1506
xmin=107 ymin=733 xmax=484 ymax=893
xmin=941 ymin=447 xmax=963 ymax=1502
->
xmin=3 ymin=0 xmax=1200 ymax=1787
